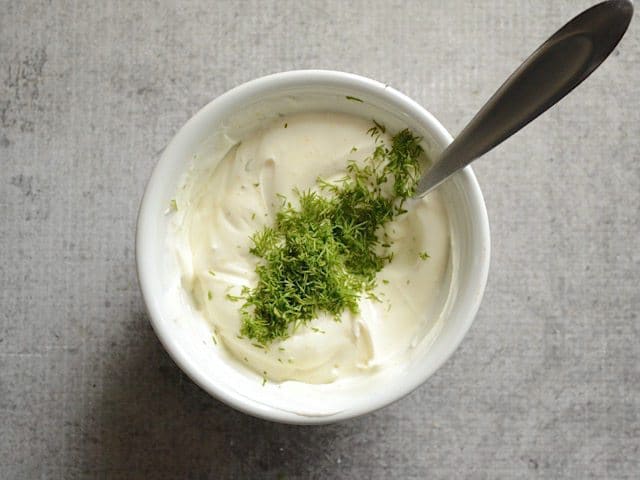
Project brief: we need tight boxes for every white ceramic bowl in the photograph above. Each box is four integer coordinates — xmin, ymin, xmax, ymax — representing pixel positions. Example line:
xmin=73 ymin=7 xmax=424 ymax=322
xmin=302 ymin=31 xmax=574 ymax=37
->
xmin=136 ymin=70 xmax=490 ymax=424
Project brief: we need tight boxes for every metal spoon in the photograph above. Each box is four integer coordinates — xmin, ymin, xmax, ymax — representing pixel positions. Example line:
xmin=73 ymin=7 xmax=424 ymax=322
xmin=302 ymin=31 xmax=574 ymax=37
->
xmin=416 ymin=0 xmax=633 ymax=197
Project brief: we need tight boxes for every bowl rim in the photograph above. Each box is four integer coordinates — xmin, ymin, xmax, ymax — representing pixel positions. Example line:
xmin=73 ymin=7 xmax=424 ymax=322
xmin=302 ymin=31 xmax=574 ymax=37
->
xmin=136 ymin=69 xmax=491 ymax=424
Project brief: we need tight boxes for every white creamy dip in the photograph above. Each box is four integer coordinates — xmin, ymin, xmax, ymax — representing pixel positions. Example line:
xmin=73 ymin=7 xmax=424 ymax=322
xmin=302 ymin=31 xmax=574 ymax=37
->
xmin=170 ymin=112 xmax=451 ymax=384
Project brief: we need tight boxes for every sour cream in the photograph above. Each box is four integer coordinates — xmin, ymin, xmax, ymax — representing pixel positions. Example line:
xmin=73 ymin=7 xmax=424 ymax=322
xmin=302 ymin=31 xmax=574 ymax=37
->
xmin=171 ymin=112 xmax=451 ymax=384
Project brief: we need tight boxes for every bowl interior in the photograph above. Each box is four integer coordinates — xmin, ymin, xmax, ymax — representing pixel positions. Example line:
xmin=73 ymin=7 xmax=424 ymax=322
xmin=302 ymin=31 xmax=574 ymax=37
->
xmin=137 ymin=71 xmax=490 ymax=423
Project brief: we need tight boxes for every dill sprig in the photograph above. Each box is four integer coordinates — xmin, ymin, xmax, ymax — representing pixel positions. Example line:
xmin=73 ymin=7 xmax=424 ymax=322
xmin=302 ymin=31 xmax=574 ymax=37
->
xmin=239 ymin=127 xmax=424 ymax=345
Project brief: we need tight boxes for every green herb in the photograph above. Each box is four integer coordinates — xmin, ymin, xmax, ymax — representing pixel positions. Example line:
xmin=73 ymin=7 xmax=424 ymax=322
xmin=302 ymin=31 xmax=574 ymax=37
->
xmin=227 ymin=293 xmax=242 ymax=302
xmin=253 ymin=182 xmax=260 ymax=187
xmin=350 ymin=146 xmax=358 ymax=153
xmin=208 ymin=270 xmax=216 ymax=277
xmin=345 ymin=95 xmax=364 ymax=103
xmin=239 ymin=127 xmax=423 ymax=345
xmin=251 ymin=212 xmax=256 ymax=220
xmin=367 ymin=291 xmax=382 ymax=302
xmin=169 ymin=199 xmax=178 ymax=211
xmin=284 ymin=123 xmax=288 ymax=128
xmin=419 ymin=251 xmax=430 ymax=260
xmin=382 ymin=279 xmax=390 ymax=285
xmin=372 ymin=120 xmax=386 ymax=134
xmin=208 ymin=290 xmax=213 ymax=301
xmin=211 ymin=334 xmax=218 ymax=345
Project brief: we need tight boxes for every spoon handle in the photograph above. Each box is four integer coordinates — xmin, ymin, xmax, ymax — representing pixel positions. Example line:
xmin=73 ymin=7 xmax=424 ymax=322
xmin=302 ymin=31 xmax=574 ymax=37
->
xmin=416 ymin=0 xmax=633 ymax=197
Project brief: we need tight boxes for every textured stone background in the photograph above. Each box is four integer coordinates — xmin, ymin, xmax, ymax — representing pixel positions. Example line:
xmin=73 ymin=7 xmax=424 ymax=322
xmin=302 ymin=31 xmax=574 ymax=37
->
xmin=1 ymin=1 xmax=639 ymax=478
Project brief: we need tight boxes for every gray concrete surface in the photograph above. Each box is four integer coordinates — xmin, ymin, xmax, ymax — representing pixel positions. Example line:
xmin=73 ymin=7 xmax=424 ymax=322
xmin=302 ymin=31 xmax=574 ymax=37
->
xmin=1 ymin=1 xmax=639 ymax=478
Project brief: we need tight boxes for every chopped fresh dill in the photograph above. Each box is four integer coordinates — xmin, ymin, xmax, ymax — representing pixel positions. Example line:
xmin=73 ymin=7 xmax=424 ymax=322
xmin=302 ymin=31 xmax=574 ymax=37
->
xmin=284 ymin=123 xmax=288 ymax=128
xmin=251 ymin=212 xmax=256 ymax=220
xmin=262 ymin=372 xmax=267 ymax=386
xmin=345 ymin=95 xmax=364 ymax=103
xmin=239 ymin=127 xmax=424 ymax=345
xmin=207 ymin=290 xmax=213 ymax=301
xmin=419 ymin=251 xmax=430 ymax=260
xmin=373 ymin=120 xmax=386 ymax=133
xmin=208 ymin=270 xmax=216 ymax=276
xmin=253 ymin=182 xmax=260 ymax=187
xmin=367 ymin=292 xmax=382 ymax=302
xmin=211 ymin=334 xmax=217 ymax=345
xmin=169 ymin=199 xmax=178 ymax=211
xmin=382 ymin=279 xmax=390 ymax=285
xmin=350 ymin=146 xmax=358 ymax=153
